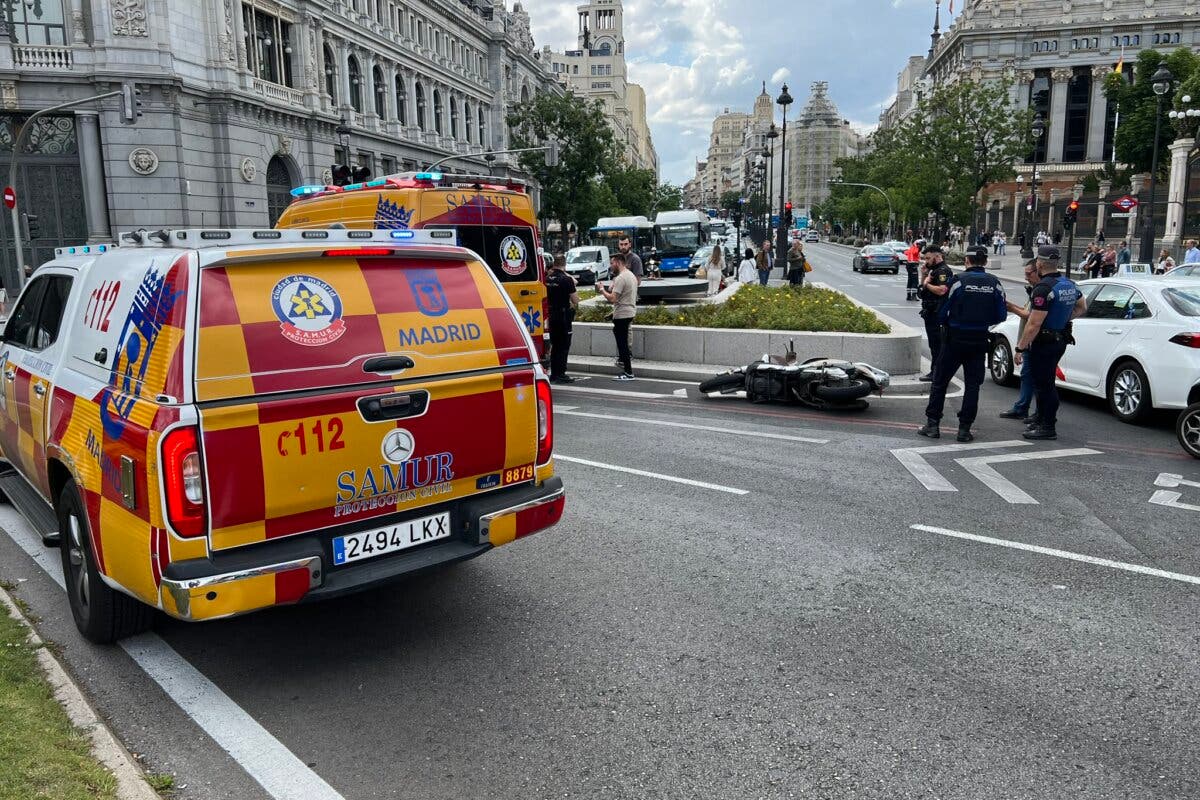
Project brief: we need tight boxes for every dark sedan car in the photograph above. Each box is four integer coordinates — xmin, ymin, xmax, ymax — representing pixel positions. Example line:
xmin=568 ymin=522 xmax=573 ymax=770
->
xmin=852 ymin=245 xmax=901 ymax=274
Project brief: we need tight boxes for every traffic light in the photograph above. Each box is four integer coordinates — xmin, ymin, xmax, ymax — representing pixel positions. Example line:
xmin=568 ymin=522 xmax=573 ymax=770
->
xmin=783 ymin=201 xmax=793 ymax=229
xmin=351 ymin=165 xmax=371 ymax=183
xmin=545 ymin=139 xmax=560 ymax=167
xmin=19 ymin=212 xmax=39 ymax=240
xmin=732 ymin=211 xmax=742 ymax=228
xmin=331 ymin=164 xmax=352 ymax=186
xmin=120 ymin=81 xmax=143 ymax=124
xmin=1063 ymin=199 xmax=1079 ymax=231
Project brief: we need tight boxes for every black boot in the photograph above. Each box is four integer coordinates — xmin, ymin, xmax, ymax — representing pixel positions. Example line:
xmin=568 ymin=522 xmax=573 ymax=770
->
xmin=956 ymin=426 xmax=974 ymax=442
xmin=917 ymin=418 xmax=940 ymax=439
xmin=1023 ymin=426 xmax=1057 ymax=440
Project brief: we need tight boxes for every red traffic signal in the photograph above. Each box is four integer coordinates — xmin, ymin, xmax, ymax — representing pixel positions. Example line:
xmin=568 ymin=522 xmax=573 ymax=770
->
xmin=784 ymin=202 xmax=793 ymax=211
xmin=1067 ymin=200 xmax=1080 ymax=213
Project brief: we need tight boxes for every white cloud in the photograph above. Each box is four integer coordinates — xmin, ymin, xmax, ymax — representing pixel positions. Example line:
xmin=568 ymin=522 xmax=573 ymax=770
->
xmin=770 ymin=67 xmax=790 ymax=85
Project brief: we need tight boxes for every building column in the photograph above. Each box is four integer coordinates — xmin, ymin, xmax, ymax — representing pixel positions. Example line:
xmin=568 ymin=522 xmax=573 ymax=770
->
xmin=74 ymin=111 xmax=111 ymax=242
xmin=1045 ymin=68 xmax=1073 ymax=164
xmin=1047 ymin=188 xmax=1059 ymax=233
xmin=1011 ymin=191 xmax=1021 ymax=238
xmin=1162 ymin=137 xmax=1196 ymax=251
xmin=1013 ymin=70 xmax=1034 ymax=110
xmin=1097 ymin=179 xmax=1111 ymax=240
xmin=301 ymin=14 xmax=323 ymax=105
xmin=1085 ymin=65 xmax=1109 ymax=163
xmin=1127 ymin=172 xmax=1148 ymax=245
xmin=337 ymin=39 xmax=352 ymax=113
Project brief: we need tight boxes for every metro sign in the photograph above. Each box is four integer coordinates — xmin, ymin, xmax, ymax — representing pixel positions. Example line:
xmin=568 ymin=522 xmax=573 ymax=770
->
xmin=1112 ymin=195 xmax=1139 ymax=211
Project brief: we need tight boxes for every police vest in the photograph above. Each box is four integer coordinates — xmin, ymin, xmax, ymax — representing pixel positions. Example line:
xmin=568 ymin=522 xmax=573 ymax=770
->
xmin=945 ymin=268 xmax=1006 ymax=331
xmin=1042 ymin=275 xmax=1079 ymax=331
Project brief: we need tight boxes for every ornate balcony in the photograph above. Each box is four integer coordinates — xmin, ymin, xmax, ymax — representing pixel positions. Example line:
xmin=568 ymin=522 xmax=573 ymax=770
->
xmin=250 ymin=78 xmax=305 ymax=107
xmin=12 ymin=44 xmax=74 ymax=70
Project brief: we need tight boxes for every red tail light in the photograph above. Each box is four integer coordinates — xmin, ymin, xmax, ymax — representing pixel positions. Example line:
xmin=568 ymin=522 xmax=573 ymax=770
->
xmin=162 ymin=427 xmax=206 ymax=538
xmin=1169 ymin=333 xmax=1200 ymax=348
xmin=323 ymin=248 xmax=394 ymax=257
xmin=535 ymin=377 xmax=553 ymax=465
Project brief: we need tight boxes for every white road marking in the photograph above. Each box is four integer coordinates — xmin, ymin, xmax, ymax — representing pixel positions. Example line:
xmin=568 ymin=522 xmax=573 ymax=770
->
xmin=673 ymin=388 xmax=689 ymax=398
xmin=909 ymin=524 xmax=1200 ymax=587
xmin=0 ymin=506 xmax=346 ymax=800
xmin=555 ymin=405 xmax=579 ymax=412
xmin=954 ymin=448 xmax=1102 ymax=504
xmin=1149 ymin=490 xmax=1200 ymax=512
xmin=553 ymin=384 xmax=674 ymax=399
xmin=558 ymin=410 xmax=828 ymax=443
xmin=555 ymin=454 xmax=749 ymax=495
xmin=1155 ymin=472 xmax=1200 ymax=490
xmin=891 ymin=441 xmax=1032 ymax=491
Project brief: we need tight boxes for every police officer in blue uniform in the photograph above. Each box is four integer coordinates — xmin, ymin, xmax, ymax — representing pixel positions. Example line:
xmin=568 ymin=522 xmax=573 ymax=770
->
xmin=1015 ymin=245 xmax=1088 ymax=440
xmin=918 ymin=246 xmax=1008 ymax=441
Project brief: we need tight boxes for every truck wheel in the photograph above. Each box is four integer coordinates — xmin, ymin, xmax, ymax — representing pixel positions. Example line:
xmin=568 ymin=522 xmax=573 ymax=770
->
xmin=58 ymin=483 xmax=154 ymax=644
xmin=699 ymin=372 xmax=745 ymax=395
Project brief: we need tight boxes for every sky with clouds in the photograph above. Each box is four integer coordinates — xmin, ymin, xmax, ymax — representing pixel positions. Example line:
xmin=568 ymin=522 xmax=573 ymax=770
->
xmin=517 ymin=0 xmax=946 ymax=185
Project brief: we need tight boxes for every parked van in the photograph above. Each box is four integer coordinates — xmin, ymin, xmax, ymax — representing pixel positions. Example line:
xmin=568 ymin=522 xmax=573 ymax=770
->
xmin=276 ymin=172 xmax=549 ymax=355
xmin=0 ymin=229 xmax=564 ymax=643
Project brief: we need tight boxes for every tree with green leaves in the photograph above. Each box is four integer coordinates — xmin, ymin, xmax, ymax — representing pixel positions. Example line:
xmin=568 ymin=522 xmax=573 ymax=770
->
xmin=652 ymin=182 xmax=683 ymax=215
xmin=1106 ymin=47 xmax=1200 ymax=176
xmin=719 ymin=190 xmax=743 ymax=212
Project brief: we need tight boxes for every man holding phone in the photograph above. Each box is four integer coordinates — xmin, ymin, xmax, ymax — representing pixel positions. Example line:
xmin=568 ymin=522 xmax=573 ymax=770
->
xmin=598 ymin=252 xmax=637 ymax=381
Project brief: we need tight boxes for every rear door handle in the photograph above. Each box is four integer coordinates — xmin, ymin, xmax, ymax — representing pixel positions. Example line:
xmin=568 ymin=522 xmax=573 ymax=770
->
xmin=519 ymin=289 xmax=536 ymax=297
xmin=363 ymin=355 xmax=415 ymax=373
xmin=357 ymin=390 xmax=429 ymax=421
xmin=1105 ymin=327 xmax=1124 ymax=335
xmin=33 ymin=383 xmax=46 ymax=396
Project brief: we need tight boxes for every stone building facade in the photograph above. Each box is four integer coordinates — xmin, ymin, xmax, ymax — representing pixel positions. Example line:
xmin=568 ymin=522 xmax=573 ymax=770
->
xmin=544 ymin=0 xmax=658 ymax=175
xmin=0 ymin=0 xmax=561 ymax=286
xmin=923 ymin=0 xmax=1200 ymax=251
xmin=782 ymin=81 xmax=867 ymax=217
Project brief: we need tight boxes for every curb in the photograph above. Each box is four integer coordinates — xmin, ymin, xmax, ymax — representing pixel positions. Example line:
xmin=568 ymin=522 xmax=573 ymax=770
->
xmin=567 ymin=358 xmax=725 ymax=383
xmin=0 ymin=585 xmax=161 ymax=800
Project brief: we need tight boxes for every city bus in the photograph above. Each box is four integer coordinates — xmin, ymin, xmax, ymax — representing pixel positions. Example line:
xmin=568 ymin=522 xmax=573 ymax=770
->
xmin=653 ymin=209 xmax=711 ymax=276
xmin=276 ymin=171 xmax=548 ymax=356
xmin=588 ymin=215 xmax=653 ymax=260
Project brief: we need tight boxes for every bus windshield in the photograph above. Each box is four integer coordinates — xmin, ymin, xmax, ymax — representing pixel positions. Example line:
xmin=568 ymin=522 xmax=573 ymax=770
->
xmin=655 ymin=223 xmax=702 ymax=252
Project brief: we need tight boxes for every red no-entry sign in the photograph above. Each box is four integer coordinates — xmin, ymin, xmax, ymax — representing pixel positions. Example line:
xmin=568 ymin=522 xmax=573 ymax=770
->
xmin=3 ymin=186 xmax=14 ymax=209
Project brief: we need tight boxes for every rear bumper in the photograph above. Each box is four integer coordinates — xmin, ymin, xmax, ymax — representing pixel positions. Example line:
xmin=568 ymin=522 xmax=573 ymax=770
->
xmin=158 ymin=477 xmax=565 ymax=621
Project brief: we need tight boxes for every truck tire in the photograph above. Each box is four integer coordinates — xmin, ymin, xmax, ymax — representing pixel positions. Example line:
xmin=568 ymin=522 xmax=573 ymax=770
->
xmin=58 ymin=483 xmax=154 ymax=644
xmin=699 ymin=372 xmax=745 ymax=395
xmin=812 ymin=378 xmax=872 ymax=403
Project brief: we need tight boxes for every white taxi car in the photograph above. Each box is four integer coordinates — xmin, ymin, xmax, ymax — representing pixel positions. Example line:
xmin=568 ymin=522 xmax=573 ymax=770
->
xmin=989 ymin=277 xmax=1200 ymax=423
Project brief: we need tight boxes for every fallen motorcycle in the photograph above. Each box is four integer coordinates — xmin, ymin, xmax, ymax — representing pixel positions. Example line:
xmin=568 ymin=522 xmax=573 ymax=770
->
xmin=698 ymin=341 xmax=890 ymax=410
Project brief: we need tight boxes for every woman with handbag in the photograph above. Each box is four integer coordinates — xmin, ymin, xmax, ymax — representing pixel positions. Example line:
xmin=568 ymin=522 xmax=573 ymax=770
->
xmin=786 ymin=240 xmax=808 ymax=287
xmin=703 ymin=245 xmax=724 ymax=296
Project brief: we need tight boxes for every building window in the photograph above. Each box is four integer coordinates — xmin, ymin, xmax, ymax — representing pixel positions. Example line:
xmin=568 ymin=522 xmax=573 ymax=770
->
xmin=1133 ymin=35 xmax=1140 ymax=45
xmin=242 ymin=5 xmax=294 ymax=86
xmin=415 ymin=82 xmax=426 ymax=130
xmin=347 ymin=55 xmax=363 ymax=112
xmin=1062 ymin=70 xmax=1090 ymax=163
xmin=450 ymin=97 xmax=458 ymax=138
xmin=433 ymin=88 xmax=443 ymax=134
xmin=395 ymin=75 xmax=407 ymax=125
xmin=477 ymin=107 xmax=486 ymax=145
xmin=381 ymin=156 xmax=395 ymax=175
xmin=3 ymin=0 xmax=66 ymax=44
xmin=323 ymin=44 xmax=337 ymax=101
xmin=372 ymin=65 xmax=386 ymax=117
xmin=463 ymin=101 xmax=472 ymax=142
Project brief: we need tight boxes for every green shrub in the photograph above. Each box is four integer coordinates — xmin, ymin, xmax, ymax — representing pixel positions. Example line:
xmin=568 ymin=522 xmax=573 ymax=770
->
xmin=575 ymin=284 xmax=889 ymax=334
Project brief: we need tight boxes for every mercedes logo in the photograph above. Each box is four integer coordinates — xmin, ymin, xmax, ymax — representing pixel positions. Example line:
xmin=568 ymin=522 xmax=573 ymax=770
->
xmin=381 ymin=429 xmax=415 ymax=464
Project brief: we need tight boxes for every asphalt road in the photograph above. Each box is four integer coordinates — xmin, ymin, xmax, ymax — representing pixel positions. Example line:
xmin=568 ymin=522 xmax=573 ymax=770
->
xmin=2 ymin=242 xmax=1199 ymax=800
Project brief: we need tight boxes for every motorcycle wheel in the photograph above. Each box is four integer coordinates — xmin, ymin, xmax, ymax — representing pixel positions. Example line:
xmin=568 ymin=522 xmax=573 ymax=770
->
xmin=812 ymin=378 xmax=873 ymax=403
xmin=699 ymin=372 xmax=746 ymax=395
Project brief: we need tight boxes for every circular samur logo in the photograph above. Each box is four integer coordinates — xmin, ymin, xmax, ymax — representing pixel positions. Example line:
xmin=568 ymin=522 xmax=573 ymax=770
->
xmin=499 ymin=235 xmax=527 ymax=276
xmin=271 ymin=275 xmax=347 ymax=347
xmin=381 ymin=428 xmax=415 ymax=465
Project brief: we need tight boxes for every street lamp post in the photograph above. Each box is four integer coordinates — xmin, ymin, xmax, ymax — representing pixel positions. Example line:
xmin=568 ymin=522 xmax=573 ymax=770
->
xmin=1020 ymin=111 xmax=1046 ymax=259
xmin=972 ymin=140 xmax=986 ymax=248
xmin=1140 ymin=65 xmax=1174 ymax=262
xmin=335 ymin=115 xmax=352 ymax=165
xmin=766 ymin=123 xmax=779 ymax=227
xmin=776 ymin=83 xmax=793 ymax=257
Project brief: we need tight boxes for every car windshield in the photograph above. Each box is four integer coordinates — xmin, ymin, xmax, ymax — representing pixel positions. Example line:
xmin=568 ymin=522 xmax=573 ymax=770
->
xmin=656 ymin=223 xmax=701 ymax=250
xmin=865 ymin=247 xmax=892 ymax=255
xmin=692 ymin=246 xmax=713 ymax=261
xmin=567 ymin=250 xmax=600 ymax=264
xmin=1164 ymin=287 xmax=1200 ymax=316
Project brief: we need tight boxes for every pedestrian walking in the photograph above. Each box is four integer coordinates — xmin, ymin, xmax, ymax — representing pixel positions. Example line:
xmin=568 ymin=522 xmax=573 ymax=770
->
xmin=755 ymin=243 xmax=771 ymax=286
xmin=1185 ymin=239 xmax=1200 ymax=264
xmin=786 ymin=239 xmax=808 ymax=287
xmin=1156 ymin=249 xmax=1176 ymax=274
xmin=1015 ymin=245 xmax=1088 ymax=440
xmin=918 ymin=246 xmax=1008 ymax=441
xmin=998 ymin=233 xmax=1006 ymax=255
xmin=903 ymin=238 xmax=924 ymax=301
xmin=704 ymin=245 xmax=724 ymax=296
xmin=738 ymin=248 xmax=758 ymax=285
xmin=1101 ymin=245 xmax=1117 ymax=278
xmin=1096 ymin=229 xmax=1106 ymax=246
xmin=1117 ymin=240 xmax=1131 ymax=267
xmin=597 ymin=252 xmax=638 ymax=381
xmin=1086 ymin=245 xmax=1104 ymax=279
xmin=618 ymin=236 xmax=643 ymax=283
xmin=999 ymin=258 xmax=1042 ymax=424
xmin=545 ymin=254 xmax=580 ymax=384
xmin=918 ymin=244 xmax=954 ymax=381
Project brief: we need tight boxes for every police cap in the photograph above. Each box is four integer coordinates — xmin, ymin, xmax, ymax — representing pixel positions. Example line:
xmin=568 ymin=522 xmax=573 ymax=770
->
xmin=1037 ymin=244 xmax=1061 ymax=262
xmin=966 ymin=245 xmax=989 ymax=264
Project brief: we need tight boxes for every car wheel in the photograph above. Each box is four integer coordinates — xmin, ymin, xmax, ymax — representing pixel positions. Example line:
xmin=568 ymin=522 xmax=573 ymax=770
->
xmin=891 ymin=268 xmax=900 ymax=275
xmin=989 ymin=337 xmax=1015 ymax=386
xmin=1177 ymin=402 xmax=1200 ymax=459
xmin=58 ymin=482 xmax=154 ymax=644
xmin=1107 ymin=360 xmax=1152 ymax=424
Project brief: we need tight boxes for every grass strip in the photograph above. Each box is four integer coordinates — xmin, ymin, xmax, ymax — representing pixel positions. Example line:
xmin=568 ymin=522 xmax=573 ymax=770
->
xmin=0 ymin=596 xmax=118 ymax=800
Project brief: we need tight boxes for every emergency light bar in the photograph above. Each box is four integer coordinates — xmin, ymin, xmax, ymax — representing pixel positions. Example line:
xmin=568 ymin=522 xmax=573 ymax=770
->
xmin=110 ymin=228 xmax=457 ymax=249
xmin=53 ymin=243 xmax=110 ymax=257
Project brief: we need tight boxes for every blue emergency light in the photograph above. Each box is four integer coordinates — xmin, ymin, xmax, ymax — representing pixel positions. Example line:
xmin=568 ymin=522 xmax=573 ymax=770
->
xmin=365 ymin=178 xmax=388 ymax=187
xmin=290 ymin=185 xmax=326 ymax=197
xmin=414 ymin=172 xmax=443 ymax=182
xmin=389 ymin=230 xmax=416 ymax=240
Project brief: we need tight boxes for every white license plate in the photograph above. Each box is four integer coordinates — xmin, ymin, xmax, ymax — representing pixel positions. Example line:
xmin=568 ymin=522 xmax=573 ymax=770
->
xmin=332 ymin=512 xmax=452 ymax=566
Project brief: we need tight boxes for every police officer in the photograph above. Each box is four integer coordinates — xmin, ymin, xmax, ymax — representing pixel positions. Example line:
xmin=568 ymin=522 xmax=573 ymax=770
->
xmin=545 ymin=254 xmax=580 ymax=384
xmin=918 ymin=246 xmax=1008 ymax=442
xmin=1015 ymin=245 xmax=1087 ymax=440
xmin=918 ymin=244 xmax=954 ymax=381
xmin=903 ymin=238 xmax=924 ymax=301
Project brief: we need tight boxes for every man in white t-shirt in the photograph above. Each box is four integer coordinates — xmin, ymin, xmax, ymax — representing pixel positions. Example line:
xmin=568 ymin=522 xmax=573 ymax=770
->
xmin=598 ymin=252 xmax=638 ymax=381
